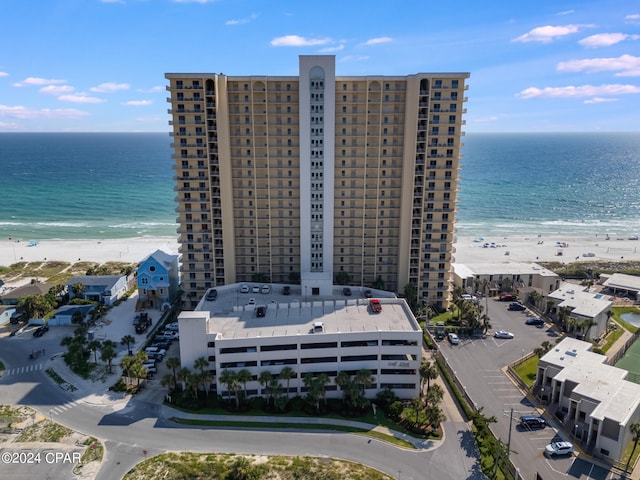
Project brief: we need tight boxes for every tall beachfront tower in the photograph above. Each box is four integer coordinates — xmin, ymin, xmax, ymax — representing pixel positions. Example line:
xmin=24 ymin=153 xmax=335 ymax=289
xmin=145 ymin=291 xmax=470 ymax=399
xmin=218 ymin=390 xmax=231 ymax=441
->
xmin=166 ymin=56 xmax=469 ymax=309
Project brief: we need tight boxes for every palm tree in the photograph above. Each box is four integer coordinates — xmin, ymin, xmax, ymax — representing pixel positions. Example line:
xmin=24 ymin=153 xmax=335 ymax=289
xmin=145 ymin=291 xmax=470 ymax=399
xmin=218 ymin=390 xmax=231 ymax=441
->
xmin=267 ymin=377 xmax=283 ymax=407
xmin=165 ymin=356 xmax=181 ymax=388
xmin=193 ymin=356 xmax=211 ymax=397
xmin=130 ymin=361 xmax=147 ymax=387
xmin=279 ymin=366 xmax=296 ymax=399
xmin=625 ymin=422 xmax=640 ymax=473
xmin=335 ymin=371 xmax=351 ymax=402
xmin=419 ymin=360 xmax=438 ymax=395
xmin=258 ymin=371 xmax=273 ymax=401
xmin=177 ymin=367 xmax=191 ymax=392
xmin=120 ymin=355 xmax=134 ymax=380
xmin=100 ymin=340 xmax=117 ymax=373
xmin=303 ymin=373 xmax=322 ymax=413
xmin=316 ymin=373 xmax=330 ymax=407
xmin=410 ymin=397 xmax=423 ymax=426
xmin=160 ymin=373 xmax=175 ymax=391
xmin=120 ymin=335 xmax=136 ymax=354
xmin=236 ymin=369 xmax=252 ymax=401
xmin=87 ymin=339 xmax=102 ymax=365
xmin=219 ymin=369 xmax=240 ymax=408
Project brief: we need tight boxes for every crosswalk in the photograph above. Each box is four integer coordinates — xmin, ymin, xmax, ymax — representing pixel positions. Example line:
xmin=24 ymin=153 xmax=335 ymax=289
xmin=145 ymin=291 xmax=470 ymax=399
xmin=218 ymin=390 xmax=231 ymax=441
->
xmin=49 ymin=400 xmax=81 ymax=416
xmin=2 ymin=363 xmax=45 ymax=376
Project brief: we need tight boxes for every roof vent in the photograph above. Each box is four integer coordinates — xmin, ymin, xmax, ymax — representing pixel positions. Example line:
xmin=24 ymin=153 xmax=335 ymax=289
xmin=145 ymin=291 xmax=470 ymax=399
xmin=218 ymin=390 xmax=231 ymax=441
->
xmin=566 ymin=350 xmax=577 ymax=357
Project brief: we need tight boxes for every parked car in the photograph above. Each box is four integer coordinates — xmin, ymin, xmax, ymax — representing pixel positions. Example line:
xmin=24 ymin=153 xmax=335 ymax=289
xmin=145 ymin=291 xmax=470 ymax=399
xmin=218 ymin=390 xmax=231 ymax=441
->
xmin=499 ymin=293 xmax=517 ymax=302
xmin=33 ymin=324 xmax=49 ymax=337
xmin=247 ymin=298 xmax=256 ymax=305
xmin=448 ymin=333 xmax=460 ymax=345
xmin=364 ymin=289 xmax=372 ymax=298
xmin=545 ymin=441 xmax=574 ymax=457
xmin=282 ymin=286 xmax=291 ymax=295
xmin=343 ymin=287 xmax=352 ymax=296
xmin=144 ymin=364 xmax=157 ymax=374
xmin=508 ymin=302 xmax=526 ymax=311
xmin=255 ymin=306 xmax=266 ymax=317
xmin=525 ymin=317 xmax=545 ymax=326
xmin=519 ymin=415 xmax=547 ymax=429
xmin=163 ymin=330 xmax=179 ymax=339
xmin=240 ymin=284 xmax=250 ymax=293
xmin=261 ymin=285 xmax=271 ymax=294
xmin=165 ymin=322 xmax=179 ymax=331
xmin=10 ymin=311 xmax=24 ymax=324
xmin=369 ymin=299 xmax=382 ymax=312
xmin=152 ymin=340 xmax=171 ymax=350
xmin=145 ymin=346 xmax=166 ymax=355
xmin=205 ymin=289 xmax=218 ymax=301
xmin=252 ymin=286 xmax=260 ymax=293
xmin=147 ymin=351 xmax=165 ymax=361
xmin=494 ymin=330 xmax=514 ymax=339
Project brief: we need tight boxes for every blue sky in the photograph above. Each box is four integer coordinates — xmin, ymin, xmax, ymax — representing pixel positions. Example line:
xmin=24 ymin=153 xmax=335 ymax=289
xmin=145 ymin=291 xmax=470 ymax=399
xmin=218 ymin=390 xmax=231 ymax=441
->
xmin=1 ymin=0 xmax=639 ymax=132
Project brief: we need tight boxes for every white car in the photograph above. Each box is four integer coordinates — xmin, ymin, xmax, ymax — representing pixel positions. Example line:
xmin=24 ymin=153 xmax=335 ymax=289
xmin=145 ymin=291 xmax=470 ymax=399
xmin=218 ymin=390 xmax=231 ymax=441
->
xmin=165 ymin=322 xmax=179 ymax=332
xmin=448 ymin=333 xmax=460 ymax=345
xmin=247 ymin=298 xmax=256 ymax=305
xmin=494 ymin=330 xmax=514 ymax=339
xmin=252 ymin=286 xmax=260 ymax=293
xmin=545 ymin=441 xmax=574 ymax=457
xmin=240 ymin=284 xmax=249 ymax=293
xmin=261 ymin=285 xmax=271 ymax=294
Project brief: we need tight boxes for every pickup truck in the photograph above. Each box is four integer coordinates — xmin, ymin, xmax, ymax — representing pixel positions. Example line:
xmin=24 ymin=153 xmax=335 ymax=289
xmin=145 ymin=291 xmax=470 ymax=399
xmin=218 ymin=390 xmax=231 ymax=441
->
xmin=134 ymin=312 xmax=152 ymax=334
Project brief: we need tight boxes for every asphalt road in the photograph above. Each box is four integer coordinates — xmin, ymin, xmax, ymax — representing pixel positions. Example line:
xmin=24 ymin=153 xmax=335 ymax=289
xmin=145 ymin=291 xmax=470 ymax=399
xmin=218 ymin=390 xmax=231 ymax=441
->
xmin=440 ymin=298 xmax=626 ymax=480
xmin=0 ymin=326 xmax=485 ymax=480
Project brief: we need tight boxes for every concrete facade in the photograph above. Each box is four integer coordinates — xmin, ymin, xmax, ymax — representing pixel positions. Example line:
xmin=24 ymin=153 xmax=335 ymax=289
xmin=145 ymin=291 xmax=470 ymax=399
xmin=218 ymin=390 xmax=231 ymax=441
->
xmin=178 ymin=284 xmax=422 ymax=400
xmin=166 ymin=55 xmax=470 ymax=310
xmin=536 ymin=338 xmax=640 ymax=462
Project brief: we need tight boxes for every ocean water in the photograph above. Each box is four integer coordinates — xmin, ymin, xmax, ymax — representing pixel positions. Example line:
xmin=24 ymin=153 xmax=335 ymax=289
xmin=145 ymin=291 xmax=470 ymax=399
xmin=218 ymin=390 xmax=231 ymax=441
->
xmin=0 ymin=132 xmax=639 ymax=241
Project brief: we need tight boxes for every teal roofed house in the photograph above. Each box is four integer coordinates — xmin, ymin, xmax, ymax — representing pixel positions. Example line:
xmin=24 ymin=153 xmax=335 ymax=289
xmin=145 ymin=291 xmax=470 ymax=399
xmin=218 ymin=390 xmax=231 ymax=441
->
xmin=137 ymin=249 xmax=179 ymax=311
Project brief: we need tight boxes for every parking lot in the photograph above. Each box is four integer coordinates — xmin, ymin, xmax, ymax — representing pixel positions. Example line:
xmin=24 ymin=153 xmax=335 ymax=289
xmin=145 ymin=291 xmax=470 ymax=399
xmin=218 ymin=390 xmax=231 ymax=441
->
xmin=439 ymin=298 xmax=624 ymax=480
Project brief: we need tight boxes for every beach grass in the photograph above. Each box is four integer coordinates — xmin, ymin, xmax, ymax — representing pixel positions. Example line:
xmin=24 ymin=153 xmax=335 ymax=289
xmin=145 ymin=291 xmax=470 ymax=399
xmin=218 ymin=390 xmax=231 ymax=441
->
xmin=0 ymin=260 xmax=136 ymax=286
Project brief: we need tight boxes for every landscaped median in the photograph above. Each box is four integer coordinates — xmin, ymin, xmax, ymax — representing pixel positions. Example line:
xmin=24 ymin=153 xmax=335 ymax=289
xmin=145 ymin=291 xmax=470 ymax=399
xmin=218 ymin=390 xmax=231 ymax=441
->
xmin=162 ymin=406 xmax=440 ymax=451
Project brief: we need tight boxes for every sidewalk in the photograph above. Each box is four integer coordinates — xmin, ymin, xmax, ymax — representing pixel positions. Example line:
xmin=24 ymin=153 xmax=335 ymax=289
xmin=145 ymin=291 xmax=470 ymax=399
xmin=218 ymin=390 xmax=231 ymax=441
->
xmin=160 ymin=404 xmax=442 ymax=451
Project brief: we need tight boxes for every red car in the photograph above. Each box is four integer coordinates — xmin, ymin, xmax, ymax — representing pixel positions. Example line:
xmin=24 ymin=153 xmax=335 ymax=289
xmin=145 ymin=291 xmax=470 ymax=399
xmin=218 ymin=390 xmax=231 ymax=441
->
xmin=499 ymin=293 xmax=516 ymax=302
xmin=370 ymin=299 xmax=382 ymax=312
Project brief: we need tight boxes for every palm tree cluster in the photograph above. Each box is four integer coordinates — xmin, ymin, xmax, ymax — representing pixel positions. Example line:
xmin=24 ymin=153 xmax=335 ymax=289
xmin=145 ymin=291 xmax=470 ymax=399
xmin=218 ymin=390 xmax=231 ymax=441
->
xmin=60 ymin=326 xmax=118 ymax=376
xmin=120 ymin=351 xmax=149 ymax=387
xmin=449 ymin=287 xmax=491 ymax=334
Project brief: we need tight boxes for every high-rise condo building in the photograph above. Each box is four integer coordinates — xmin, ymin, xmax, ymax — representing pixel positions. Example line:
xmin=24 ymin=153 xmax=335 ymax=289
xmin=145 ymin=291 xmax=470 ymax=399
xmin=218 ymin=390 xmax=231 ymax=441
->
xmin=166 ymin=56 xmax=469 ymax=309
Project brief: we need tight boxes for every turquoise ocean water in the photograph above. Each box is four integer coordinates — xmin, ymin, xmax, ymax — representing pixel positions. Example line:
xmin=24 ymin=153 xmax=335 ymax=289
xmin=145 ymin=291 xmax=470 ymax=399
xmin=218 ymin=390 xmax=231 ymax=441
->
xmin=0 ymin=132 xmax=639 ymax=241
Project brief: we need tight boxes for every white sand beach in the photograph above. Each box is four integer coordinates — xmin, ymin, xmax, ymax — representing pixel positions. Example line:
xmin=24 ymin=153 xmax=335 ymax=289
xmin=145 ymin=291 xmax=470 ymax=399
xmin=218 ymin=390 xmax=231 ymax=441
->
xmin=1 ymin=233 xmax=640 ymax=270
xmin=453 ymin=234 xmax=640 ymax=265
xmin=0 ymin=237 xmax=179 ymax=266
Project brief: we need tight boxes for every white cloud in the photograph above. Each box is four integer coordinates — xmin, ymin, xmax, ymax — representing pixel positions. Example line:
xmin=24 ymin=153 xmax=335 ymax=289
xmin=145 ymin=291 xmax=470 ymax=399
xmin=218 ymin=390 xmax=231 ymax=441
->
xmin=58 ymin=94 xmax=105 ymax=104
xmin=0 ymin=104 xmax=89 ymax=120
xmin=625 ymin=14 xmax=640 ymax=25
xmin=0 ymin=121 xmax=19 ymax=129
xmin=319 ymin=44 xmax=345 ymax=53
xmin=137 ymin=86 xmax=164 ymax=93
xmin=517 ymin=84 xmax=640 ymax=99
xmin=39 ymin=85 xmax=75 ymax=95
xmin=556 ymin=10 xmax=575 ymax=16
xmin=579 ymin=33 xmax=639 ymax=48
xmin=225 ymin=13 xmax=258 ymax=26
xmin=512 ymin=24 xmax=594 ymax=43
xmin=0 ymin=72 xmax=9 ymax=77
xmin=13 ymin=77 xmax=66 ymax=87
xmin=360 ymin=36 xmax=393 ymax=46
xmin=90 ymin=82 xmax=130 ymax=93
xmin=557 ymin=54 xmax=640 ymax=77
xmin=584 ymin=97 xmax=619 ymax=104
xmin=122 ymin=100 xmax=152 ymax=106
xmin=271 ymin=35 xmax=331 ymax=47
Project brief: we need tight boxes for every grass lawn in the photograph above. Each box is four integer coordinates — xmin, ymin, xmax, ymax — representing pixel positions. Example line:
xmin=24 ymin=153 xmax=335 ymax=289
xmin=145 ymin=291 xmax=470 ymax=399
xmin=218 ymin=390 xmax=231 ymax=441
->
xmin=170 ymin=417 xmax=415 ymax=449
xmin=513 ymin=356 xmax=539 ymax=387
xmin=600 ymin=325 xmax=624 ymax=353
